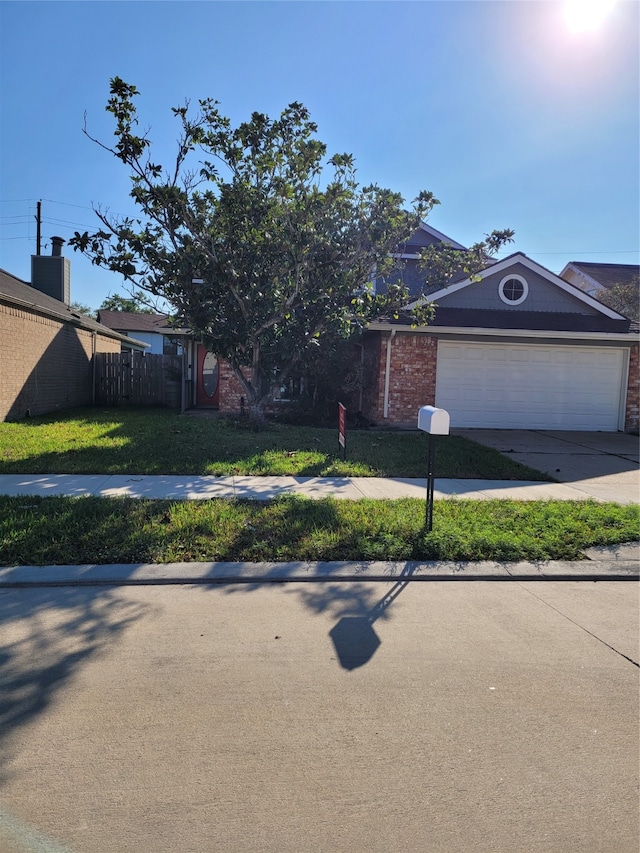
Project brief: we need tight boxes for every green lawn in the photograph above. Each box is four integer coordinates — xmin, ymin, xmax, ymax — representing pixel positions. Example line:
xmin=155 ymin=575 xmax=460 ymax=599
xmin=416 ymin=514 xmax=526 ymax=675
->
xmin=0 ymin=406 xmax=550 ymax=480
xmin=0 ymin=495 xmax=637 ymax=565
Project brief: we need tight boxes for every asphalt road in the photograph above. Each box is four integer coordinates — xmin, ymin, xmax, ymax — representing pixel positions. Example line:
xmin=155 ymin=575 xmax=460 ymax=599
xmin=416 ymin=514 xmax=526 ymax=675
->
xmin=1 ymin=579 xmax=638 ymax=853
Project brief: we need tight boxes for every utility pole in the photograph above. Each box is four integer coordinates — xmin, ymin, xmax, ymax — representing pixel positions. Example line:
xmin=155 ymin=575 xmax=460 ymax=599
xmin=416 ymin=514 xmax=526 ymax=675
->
xmin=35 ymin=200 xmax=42 ymax=255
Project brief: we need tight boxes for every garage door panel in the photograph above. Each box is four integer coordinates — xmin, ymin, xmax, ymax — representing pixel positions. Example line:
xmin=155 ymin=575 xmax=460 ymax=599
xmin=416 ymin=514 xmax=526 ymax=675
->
xmin=435 ymin=342 xmax=624 ymax=430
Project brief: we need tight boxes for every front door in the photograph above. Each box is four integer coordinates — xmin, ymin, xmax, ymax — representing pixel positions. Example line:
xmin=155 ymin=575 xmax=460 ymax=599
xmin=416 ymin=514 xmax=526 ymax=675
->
xmin=196 ymin=345 xmax=220 ymax=407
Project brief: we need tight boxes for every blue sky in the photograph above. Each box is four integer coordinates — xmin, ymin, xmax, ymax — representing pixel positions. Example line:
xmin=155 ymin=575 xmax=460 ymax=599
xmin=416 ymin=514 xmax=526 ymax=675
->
xmin=1 ymin=0 xmax=638 ymax=310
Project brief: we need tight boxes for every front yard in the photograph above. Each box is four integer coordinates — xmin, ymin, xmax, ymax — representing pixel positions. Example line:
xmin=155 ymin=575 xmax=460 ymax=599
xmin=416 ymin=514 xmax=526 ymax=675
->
xmin=0 ymin=407 xmax=549 ymax=480
xmin=1 ymin=408 xmax=637 ymax=565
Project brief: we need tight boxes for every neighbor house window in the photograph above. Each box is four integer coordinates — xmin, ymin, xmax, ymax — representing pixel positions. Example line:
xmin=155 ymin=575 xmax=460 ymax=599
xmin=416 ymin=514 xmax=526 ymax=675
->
xmin=498 ymin=274 xmax=528 ymax=305
xmin=163 ymin=336 xmax=181 ymax=357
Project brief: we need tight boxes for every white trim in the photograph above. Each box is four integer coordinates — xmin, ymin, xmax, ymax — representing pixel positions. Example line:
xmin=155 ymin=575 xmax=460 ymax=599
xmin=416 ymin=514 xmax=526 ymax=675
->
xmin=419 ymin=222 xmax=466 ymax=250
xmin=383 ymin=329 xmax=395 ymax=419
xmin=559 ymin=262 xmax=605 ymax=293
xmin=366 ymin=321 xmax=639 ymax=343
xmin=408 ymin=252 xmax=627 ymax=320
xmin=498 ymin=273 xmax=528 ymax=306
xmin=618 ymin=348 xmax=631 ymax=430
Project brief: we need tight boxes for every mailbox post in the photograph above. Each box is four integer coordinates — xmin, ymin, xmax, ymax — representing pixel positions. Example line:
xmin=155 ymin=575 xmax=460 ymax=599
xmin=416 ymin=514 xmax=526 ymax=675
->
xmin=417 ymin=406 xmax=450 ymax=532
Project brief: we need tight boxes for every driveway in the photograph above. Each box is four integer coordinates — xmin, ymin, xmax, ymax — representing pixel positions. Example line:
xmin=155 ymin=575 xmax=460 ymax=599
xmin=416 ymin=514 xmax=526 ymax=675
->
xmin=455 ymin=430 xmax=639 ymax=502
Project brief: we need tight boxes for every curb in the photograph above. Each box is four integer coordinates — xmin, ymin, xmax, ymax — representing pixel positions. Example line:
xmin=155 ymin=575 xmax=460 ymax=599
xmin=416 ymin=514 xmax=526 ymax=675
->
xmin=1 ymin=560 xmax=638 ymax=588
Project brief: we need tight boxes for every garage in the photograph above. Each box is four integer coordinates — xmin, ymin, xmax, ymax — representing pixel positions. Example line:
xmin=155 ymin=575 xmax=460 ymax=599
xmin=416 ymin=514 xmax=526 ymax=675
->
xmin=435 ymin=341 xmax=626 ymax=430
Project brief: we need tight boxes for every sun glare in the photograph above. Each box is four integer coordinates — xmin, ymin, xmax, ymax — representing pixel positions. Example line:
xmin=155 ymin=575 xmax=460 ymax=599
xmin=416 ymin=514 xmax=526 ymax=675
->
xmin=563 ymin=0 xmax=617 ymax=34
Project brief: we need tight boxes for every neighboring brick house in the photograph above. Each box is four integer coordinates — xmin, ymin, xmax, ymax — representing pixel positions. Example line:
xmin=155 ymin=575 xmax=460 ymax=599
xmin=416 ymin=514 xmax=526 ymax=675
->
xmin=0 ymin=238 xmax=146 ymax=421
xmin=360 ymin=236 xmax=639 ymax=432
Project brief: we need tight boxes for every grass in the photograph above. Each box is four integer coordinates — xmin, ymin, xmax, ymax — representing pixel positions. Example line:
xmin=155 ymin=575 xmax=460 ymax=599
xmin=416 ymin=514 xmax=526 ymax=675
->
xmin=0 ymin=406 xmax=550 ymax=480
xmin=0 ymin=495 xmax=637 ymax=565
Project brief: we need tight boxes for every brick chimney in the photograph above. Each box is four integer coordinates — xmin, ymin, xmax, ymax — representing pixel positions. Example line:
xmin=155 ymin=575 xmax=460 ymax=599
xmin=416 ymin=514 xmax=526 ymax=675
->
xmin=31 ymin=236 xmax=71 ymax=304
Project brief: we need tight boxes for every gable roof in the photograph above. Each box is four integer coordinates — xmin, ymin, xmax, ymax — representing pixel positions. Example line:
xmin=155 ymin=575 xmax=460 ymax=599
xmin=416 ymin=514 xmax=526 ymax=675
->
xmin=559 ymin=262 xmax=639 ymax=292
xmin=393 ymin=222 xmax=467 ymax=259
xmin=97 ymin=310 xmax=173 ymax=334
xmin=409 ymin=252 xmax=630 ymax=321
xmin=0 ymin=268 xmax=148 ymax=349
xmin=417 ymin=222 xmax=467 ymax=251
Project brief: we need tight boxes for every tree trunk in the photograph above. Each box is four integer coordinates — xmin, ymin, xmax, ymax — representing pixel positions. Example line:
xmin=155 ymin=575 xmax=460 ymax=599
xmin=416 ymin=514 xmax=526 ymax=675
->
xmin=248 ymin=402 xmax=266 ymax=424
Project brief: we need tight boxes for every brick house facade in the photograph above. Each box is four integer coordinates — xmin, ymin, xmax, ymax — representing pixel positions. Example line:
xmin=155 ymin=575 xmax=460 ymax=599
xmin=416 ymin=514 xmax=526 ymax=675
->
xmin=357 ymin=249 xmax=639 ymax=433
xmin=360 ymin=328 xmax=639 ymax=433
xmin=0 ymin=263 xmax=143 ymax=422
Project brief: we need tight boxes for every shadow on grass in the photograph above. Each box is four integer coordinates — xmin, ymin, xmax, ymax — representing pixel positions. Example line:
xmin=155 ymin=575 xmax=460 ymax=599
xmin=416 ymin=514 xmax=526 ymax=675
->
xmin=0 ymin=406 xmax=552 ymax=480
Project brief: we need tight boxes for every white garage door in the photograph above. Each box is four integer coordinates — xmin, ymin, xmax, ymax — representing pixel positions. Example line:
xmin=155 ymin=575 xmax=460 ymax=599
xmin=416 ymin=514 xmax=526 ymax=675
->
xmin=435 ymin=342 xmax=625 ymax=430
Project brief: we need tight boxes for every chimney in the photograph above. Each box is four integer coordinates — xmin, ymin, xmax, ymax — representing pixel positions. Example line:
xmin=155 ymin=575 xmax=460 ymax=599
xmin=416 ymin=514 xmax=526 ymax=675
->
xmin=31 ymin=236 xmax=71 ymax=304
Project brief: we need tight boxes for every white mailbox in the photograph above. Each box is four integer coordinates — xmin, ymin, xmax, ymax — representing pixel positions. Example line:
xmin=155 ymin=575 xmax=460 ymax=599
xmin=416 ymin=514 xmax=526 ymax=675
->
xmin=417 ymin=406 xmax=450 ymax=435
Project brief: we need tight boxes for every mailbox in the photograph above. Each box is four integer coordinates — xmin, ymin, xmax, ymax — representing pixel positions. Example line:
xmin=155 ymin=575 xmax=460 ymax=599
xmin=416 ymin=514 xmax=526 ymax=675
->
xmin=417 ymin=406 xmax=450 ymax=435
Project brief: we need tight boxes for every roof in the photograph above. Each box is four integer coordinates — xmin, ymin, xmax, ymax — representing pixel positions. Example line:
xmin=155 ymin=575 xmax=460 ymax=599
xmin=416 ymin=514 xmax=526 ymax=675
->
xmin=0 ymin=268 xmax=148 ymax=349
xmin=560 ymin=262 xmax=639 ymax=291
xmin=97 ymin=310 xmax=174 ymax=333
xmin=409 ymin=252 xmax=631 ymax=322
xmin=378 ymin=307 xmax=631 ymax=334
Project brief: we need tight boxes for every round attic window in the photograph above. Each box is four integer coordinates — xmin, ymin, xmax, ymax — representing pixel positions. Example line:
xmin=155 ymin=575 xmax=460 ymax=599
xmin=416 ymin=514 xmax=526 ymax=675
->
xmin=498 ymin=274 xmax=528 ymax=305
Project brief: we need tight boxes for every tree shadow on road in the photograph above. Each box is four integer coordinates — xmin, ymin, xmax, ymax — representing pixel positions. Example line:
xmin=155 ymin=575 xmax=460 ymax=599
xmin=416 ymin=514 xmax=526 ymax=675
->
xmin=0 ymin=585 xmax=147 ymax=786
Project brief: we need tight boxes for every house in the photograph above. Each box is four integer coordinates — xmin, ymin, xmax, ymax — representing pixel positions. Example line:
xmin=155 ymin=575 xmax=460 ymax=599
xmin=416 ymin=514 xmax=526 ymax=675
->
xmin=96 ymin=310 xmax=182 ymax=356
xmin=559 ymin=262 xmax=639 ymax=297
xmin=75 ymin=225 xmax=639 ymax=433
xmin=359 ymin=238 xmax=639 ymax=432
xmin=96 ymin=310 xmax=244 ymax=413
xmin=0 ymin=237 xmax=146 ymax=421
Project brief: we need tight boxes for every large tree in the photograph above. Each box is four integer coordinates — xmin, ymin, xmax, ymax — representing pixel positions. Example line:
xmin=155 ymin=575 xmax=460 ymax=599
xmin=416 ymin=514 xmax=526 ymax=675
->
xmin=99 ymin=292 xmax=157 ymax=313
xmin=595 ymin=277 xmax=639 ymax=322
xmin=71 ymin=78 xmax=512 ymax=419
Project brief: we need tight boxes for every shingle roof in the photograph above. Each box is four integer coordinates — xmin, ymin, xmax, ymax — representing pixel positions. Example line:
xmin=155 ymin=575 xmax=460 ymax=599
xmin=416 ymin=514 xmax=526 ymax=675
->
xmin=0 ymin=268 xmax=148 ymax=348
xmin=373 ymin=307 xmax=632 ymax=334
xmin=97 ymin=310 xmax=173 ymax=333
xmin=567 ymin=262 xmax=639 ymax=290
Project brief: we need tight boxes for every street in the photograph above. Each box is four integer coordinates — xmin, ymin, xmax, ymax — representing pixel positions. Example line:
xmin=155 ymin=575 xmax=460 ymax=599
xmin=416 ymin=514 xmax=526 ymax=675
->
xmin=1 ymin=579 xmax=638 ymax=852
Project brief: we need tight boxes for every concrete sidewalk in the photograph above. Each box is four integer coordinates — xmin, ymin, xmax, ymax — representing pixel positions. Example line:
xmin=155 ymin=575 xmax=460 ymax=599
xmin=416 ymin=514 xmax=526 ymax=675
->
xmin=0 ymin=472 xmax=638 ymax=502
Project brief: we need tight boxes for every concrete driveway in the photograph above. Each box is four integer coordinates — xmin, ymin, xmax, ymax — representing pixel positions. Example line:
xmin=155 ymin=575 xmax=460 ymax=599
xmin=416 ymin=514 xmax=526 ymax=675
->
xmin=455 ymin=430 xmax=640 ymax=503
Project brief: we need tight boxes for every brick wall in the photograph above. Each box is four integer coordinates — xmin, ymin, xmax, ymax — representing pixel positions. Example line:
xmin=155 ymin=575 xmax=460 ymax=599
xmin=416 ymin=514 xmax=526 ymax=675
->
xmin=361 ymin=331 xmax=437 ymax=426
xmin=217 ymin=359 xmax=250 ymax=414
xmin=386 ymin=333 xmax=437 ymax=425
xmin=0 ymin=302 xmax=120 ymax=421
xmin=625 ymin=343 xmax=639 ymax=432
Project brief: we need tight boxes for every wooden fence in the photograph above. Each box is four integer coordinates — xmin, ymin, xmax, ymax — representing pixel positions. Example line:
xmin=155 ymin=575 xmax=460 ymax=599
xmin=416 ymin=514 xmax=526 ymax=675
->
xmin=94 ymin=352 xmax=181 ymax=407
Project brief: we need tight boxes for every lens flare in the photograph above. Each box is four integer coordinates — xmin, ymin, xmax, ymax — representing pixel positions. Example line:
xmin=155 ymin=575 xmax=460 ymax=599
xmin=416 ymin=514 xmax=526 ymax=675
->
xmin=563 ymin=0 xmax=617 ymax=33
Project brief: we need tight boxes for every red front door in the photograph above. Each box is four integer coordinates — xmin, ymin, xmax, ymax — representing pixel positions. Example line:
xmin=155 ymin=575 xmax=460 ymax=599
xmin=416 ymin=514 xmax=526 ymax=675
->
xmin=196 ymin=345 xmax=220 ymax=407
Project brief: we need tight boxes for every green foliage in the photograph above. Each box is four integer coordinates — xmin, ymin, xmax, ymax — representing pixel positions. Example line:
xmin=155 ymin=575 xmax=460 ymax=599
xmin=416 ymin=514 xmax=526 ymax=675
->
xmin=595 ymin=276 xmax=639 ymax=321
xmin=99 ymin=291 xmax=155 ymax=313
xmin=70 ymin=300 xmax=96 ymax=318
xmin=418 ymin=228 xmax=515 ymax=292
xmin=0 ymin=496 xmax=637 ymax=565
xmin=71 ymin=78 xmax=513 ymax=417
